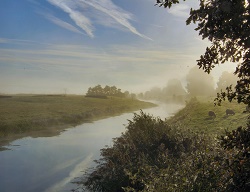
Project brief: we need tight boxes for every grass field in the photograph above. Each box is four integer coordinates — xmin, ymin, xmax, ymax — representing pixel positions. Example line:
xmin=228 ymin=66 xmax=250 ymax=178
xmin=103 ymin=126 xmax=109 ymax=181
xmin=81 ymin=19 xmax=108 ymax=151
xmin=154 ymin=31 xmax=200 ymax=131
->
xmin=0 ymin=94 xmax=156 ymax=146
xmin=1 ymin=94 xmax=248 ymax=149
xmin=167 ymin=97 xmax=249 ymax=135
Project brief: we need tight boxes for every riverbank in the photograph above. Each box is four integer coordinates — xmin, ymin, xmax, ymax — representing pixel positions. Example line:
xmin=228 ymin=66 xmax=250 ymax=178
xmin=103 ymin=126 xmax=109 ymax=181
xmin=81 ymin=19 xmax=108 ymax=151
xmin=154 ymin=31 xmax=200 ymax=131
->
xmin=0 ymin=94 xmax=156 ymax=149
xmin=82 ymin=98 xmax=250 ymax=191
xmin=166 ymin=97 xmax=248 ymax=135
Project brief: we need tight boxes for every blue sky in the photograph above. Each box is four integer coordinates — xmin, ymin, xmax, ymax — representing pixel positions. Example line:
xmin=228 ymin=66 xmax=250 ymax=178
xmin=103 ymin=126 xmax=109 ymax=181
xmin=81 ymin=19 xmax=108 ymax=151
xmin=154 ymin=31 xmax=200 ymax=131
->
xmin=0 ymin=0 xmax=236 ymax=94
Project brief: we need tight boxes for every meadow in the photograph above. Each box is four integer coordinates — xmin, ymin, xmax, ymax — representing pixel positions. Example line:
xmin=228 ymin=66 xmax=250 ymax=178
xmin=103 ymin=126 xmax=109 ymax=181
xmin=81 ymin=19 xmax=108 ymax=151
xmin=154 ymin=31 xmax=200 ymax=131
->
xmin=167 ymin=97 xmax=249 ymax=135
xmin=0 ymin=94 xmax=156 ymax=147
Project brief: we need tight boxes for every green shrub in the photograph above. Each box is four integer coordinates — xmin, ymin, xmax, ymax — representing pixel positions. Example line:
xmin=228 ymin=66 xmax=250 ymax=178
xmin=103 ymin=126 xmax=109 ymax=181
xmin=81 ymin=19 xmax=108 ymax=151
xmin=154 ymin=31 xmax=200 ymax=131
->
xmin=220 ymin=124 xmax=250 ymax=191
xmin=81 ymin=111 xmax=230 ymax=192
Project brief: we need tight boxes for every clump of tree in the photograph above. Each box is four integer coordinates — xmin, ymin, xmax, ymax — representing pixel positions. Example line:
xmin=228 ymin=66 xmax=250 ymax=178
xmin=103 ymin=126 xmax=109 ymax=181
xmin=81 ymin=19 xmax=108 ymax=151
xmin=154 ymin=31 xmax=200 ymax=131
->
xmin=141 ymin=67 xmax=240 ymax=102
xmin=163 ymin=78 xmax=187 ymax=96
xmin=140 ymin=86 xmax=162 ymax=100
xmin=138 ymin=79 xmax=187 ymax=104
xmin=85 ymin=85 xmax=135 ymax=99
xmin=163 ymin=78 xmax=188 ymax=103
xmin=216 ymin=71 xmax=239 ymax=94
xmin=186 ymin=66 xmax=216 ymax=97
xmin=139 ymin=67 xmax=217 ymax=103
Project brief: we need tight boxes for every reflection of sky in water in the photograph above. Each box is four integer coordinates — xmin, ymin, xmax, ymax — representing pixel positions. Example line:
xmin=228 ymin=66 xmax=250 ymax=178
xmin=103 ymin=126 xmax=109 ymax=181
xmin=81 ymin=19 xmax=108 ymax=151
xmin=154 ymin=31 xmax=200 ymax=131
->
xmin=0 ymin=103 xmax=183 ymax=192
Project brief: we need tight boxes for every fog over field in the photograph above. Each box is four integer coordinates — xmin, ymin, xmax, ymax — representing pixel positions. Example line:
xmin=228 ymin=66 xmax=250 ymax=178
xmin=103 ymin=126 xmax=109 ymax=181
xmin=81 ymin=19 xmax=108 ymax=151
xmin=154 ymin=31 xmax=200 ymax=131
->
xmin=0 ymin=0 xmax=236 ymax=95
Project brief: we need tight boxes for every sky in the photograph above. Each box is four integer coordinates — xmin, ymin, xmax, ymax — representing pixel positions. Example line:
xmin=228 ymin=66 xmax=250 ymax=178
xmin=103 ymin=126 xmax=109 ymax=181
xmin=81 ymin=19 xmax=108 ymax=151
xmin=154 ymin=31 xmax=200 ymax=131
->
xmin=0 ymin=0 xmax=237 ymax=94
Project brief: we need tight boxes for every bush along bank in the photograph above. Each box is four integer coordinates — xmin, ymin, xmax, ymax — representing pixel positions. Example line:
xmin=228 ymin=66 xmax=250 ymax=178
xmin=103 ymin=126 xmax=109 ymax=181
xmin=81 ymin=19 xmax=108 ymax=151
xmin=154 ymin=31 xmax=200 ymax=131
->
xmin=80 ymin=99 xmax=250 ymax=192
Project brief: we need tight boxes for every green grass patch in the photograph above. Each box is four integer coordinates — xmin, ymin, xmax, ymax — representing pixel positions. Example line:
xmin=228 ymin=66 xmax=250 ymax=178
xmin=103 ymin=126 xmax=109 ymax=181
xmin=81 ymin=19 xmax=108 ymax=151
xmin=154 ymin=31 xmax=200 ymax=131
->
xmin=167 ymin=97 xmax=249 ymax=135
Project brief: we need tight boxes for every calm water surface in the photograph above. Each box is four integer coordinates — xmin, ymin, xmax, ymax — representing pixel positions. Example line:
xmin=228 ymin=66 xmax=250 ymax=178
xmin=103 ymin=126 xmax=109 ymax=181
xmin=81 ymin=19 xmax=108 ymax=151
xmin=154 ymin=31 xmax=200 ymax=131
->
xmin=0 ymin=103 xmax=183 ymax=192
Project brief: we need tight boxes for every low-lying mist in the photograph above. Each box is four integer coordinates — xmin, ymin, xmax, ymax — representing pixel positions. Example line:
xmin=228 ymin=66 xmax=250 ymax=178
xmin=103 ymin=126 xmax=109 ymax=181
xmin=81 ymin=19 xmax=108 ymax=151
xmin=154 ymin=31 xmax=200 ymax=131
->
xmin=137 ymin=66 xmax=239 ymax=104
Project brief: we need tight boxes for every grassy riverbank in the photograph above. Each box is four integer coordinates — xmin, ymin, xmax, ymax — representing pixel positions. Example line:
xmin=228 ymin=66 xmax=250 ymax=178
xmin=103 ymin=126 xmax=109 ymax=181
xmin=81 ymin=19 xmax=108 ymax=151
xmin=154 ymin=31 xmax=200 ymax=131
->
xmin=82 ymin=97 xmax=250 ymax=191
xmin=0 ymin=94 xmax=156 ymax=147
xmin=167 ymin=97 xmax=248 ymax=135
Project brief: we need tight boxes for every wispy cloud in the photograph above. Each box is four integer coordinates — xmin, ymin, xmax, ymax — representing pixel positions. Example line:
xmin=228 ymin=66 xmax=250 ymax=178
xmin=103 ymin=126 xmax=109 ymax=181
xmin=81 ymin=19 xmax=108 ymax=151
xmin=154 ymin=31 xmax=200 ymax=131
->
xmin=82 ymin=0 xmax=152 ymax=40
xmin=40 ymin=12 xmax=85 ymax=35
xmin=47 ymin=0 xmax=94 ymax=37
xmin=46 ymin=0 xmax=151 ymax=40
xmin=168 ymin=4 xmax=190 ymax=18
xmin=0 ymin=37 xmax=53 ymax=46
xmin=0 ymin=41 xmax=195 ymax=71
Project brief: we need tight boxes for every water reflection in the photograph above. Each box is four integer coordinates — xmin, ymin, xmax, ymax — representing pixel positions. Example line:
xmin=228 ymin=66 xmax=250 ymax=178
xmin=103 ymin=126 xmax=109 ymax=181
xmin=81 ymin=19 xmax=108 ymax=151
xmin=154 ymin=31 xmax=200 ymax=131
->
xmin=0 ymin=103 xmax=183 ymax=192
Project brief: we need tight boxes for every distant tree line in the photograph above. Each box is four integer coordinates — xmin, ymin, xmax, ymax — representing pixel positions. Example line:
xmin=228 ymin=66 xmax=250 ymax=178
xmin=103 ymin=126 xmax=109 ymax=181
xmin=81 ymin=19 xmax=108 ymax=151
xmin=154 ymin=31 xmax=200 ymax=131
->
xmin=85 ymin=85 xmax=136 ymax=99
xmin=138 ymin=66 xmax=238 ymax=103
xmin=138 ymin=78 xmax=187 ymax=104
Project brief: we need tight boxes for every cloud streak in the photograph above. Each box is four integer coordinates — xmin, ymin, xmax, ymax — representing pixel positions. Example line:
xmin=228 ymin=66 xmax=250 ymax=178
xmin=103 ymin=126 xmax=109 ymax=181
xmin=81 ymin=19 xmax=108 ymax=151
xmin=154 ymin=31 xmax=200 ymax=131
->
xmin=168 ymin=4 xmax=190 ymax=18
xmin=47 ymin=0 xmax=94 ymax=37
xmin=46 ymin=0 xmax=151 ymax=39
xmin=41 ymin=12 xmax=85 ymax=35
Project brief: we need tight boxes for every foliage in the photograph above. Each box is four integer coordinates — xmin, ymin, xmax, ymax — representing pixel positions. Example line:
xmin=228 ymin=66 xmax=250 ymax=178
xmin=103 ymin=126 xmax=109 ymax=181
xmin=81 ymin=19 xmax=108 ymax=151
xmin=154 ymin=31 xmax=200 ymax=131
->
xmin=162 ymin=78 xmax=187 ymax=96
xmin=82 ymin=111 xmax=169 ymax=191
xmin=78 ymin=99 xmax=250 ymax=192
xmin=85 ymin=85 xmax=133 ymax=98
xmin=186 ymin=66 xmax=215 ymax=96
xmin=138 ymin=79 xmax=187 ymax=104
xmin=220 ymin=125 xmax=250 ymax=191
xmin=155 ymin=0 xmax=186 ymax=8
xmin=142 ymin=87 xmax=162 ymax=100
xmin=81 ymin=110 xmax=234 ymax=192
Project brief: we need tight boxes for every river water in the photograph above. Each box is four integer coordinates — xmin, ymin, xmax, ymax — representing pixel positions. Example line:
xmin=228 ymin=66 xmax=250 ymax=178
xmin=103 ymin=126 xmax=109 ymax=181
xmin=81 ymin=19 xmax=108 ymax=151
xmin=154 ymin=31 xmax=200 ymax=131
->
xmin=0 ymin=102 xmax=183 ymax=192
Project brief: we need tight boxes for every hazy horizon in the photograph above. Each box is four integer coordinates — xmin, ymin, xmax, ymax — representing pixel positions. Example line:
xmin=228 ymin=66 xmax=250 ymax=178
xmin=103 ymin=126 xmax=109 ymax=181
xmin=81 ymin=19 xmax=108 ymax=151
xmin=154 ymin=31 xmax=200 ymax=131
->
xmin=0 ymin=0 xmax=237 ymax=95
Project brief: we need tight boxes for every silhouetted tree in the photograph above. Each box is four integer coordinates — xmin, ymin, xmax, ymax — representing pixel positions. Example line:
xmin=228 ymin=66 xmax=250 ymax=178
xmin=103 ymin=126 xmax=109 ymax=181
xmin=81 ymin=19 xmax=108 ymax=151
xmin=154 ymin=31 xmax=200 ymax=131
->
xmin=163 ymin=78 xmax=187 ymax=96
xmin=85 ymin=85 xmax=133 ymax=98
xmin=86 ymin=85 xmax=105 ymax=97
xmin=103 ymin=85 xmax=111 ymax=96
xmin=143 ymin=87 xmax=162 ymax=100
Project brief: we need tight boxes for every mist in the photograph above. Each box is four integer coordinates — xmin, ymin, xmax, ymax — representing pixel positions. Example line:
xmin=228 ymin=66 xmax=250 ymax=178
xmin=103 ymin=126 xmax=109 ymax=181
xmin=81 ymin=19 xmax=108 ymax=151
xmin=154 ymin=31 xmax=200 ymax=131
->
xmin=137 ymin=65 xmax=239 ymax=104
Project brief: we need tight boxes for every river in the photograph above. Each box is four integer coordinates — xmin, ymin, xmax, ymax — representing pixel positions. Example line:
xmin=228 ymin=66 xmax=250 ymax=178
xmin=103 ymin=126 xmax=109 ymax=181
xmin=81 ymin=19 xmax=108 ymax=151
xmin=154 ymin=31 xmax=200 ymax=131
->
xmin=0 ymin=102 xmax=183 ymax=192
